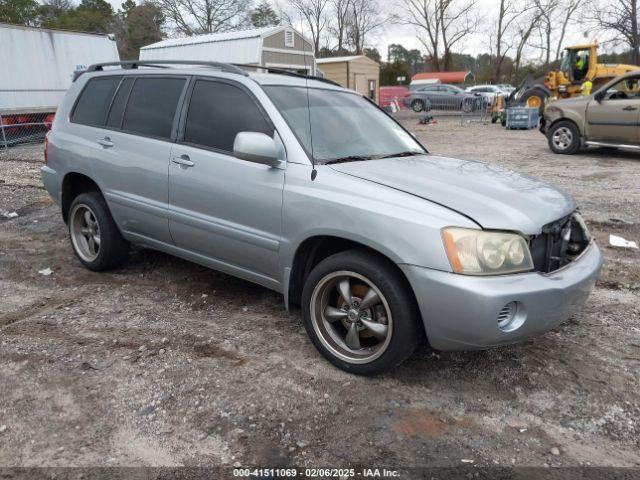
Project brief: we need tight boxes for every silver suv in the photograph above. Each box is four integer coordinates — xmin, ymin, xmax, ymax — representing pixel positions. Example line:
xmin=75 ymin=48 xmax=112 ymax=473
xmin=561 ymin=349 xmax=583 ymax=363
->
xmin=42 ymin=61 xmax=603 ymax=375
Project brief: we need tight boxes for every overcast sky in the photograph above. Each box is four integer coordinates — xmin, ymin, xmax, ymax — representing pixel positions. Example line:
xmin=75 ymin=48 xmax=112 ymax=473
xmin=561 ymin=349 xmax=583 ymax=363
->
xmin=104 ymin=0 xmax=615 ymax=61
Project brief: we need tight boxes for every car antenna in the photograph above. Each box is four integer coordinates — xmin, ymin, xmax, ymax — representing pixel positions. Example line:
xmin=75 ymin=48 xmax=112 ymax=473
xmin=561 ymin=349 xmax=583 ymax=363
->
xmin=301 ymin=27 xmax=317 ymax=181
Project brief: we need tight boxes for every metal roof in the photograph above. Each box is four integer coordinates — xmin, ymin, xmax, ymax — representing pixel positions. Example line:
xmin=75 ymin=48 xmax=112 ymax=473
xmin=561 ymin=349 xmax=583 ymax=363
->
xmin=141 ymin=26 xmax=287 ymax=50
xmin=316 ymin=55 xmax=378 ymax=64
xmin=412 ymin=71 xmax=474 ymax=83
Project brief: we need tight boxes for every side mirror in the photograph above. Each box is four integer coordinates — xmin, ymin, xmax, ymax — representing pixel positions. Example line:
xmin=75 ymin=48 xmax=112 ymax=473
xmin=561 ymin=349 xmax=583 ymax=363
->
xmin=594 ymin=91 xmax=604 ymax=102
xmin=233 ymin=132 xmax=280 ymax=167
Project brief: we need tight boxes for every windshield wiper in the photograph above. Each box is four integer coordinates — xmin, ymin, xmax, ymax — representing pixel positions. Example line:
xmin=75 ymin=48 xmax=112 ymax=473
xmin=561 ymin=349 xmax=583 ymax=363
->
xmin=323 ymin=155 xmax=377 ymax=165
xmin=378 ymin=151 xmax=424 ymax=159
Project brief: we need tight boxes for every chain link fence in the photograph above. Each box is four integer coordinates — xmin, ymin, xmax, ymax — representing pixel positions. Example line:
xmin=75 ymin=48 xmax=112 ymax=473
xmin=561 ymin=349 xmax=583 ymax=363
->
xmin=0 ymin=112 xmax=54 ymax=149
xmin=400 ymin=92 xmax=505 ymax=125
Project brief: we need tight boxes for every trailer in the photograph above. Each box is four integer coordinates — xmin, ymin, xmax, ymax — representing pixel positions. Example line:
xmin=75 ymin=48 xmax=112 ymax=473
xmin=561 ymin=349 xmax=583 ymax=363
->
xmin=0 ymin=23 xmax=119 ymax=147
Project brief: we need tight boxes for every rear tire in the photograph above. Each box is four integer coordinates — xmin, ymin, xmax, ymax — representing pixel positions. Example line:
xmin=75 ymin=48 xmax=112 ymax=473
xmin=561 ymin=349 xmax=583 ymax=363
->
xmin=301 ymin=249 xmax=423 ymax=375
xmin=68 ymin=192 xmax=129 ymax=271
xmin=547 ymin=120 xmax=581 ymax=155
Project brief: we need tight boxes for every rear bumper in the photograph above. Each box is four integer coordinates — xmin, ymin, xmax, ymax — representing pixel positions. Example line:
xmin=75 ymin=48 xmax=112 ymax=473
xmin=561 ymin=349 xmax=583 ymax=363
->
xmin=41 ymin=165 xmax=61 ymax=206
xmin=400 ymin=241 xmax=602 ymax=351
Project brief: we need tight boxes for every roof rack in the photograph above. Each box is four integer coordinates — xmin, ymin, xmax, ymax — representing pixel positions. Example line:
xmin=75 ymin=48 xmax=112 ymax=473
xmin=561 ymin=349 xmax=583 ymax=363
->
xmin=83 ymin=60 xmax=250 ymax=76
xmin=78 ymin=60 xmax=342 ymax=87
xmin=232 ymin=63 xmax=342 ymax=87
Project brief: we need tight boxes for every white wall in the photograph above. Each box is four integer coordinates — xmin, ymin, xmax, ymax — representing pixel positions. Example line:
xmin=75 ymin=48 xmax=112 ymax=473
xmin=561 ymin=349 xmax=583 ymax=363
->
xmin=0 ymin=25 xmax=120 ymax=113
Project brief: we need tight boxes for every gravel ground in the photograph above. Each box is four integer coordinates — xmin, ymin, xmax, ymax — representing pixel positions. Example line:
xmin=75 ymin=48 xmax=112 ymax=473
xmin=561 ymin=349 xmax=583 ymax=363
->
xmin=0 ymin=115 xmax=639 ymax=472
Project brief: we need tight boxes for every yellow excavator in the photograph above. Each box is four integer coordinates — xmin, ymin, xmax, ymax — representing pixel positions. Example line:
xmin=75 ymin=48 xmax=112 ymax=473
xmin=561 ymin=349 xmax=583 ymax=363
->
xmin=509 ymin=42 xmax=639 ymax=113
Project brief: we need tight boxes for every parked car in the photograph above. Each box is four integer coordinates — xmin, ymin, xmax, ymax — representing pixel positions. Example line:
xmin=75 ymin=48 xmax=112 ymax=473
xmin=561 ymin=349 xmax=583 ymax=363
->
xmin=404 ymin=83 xmax=484 ymax=112
xmin=497 ymin=83 xmax=516 ymax=94
xmin=42 ymin=61 xmax=602 ymax=375
xmin=541 ymin=71 xmax=640 ymax=154
xmin=465 ymin=84 xmax=505 ymax=103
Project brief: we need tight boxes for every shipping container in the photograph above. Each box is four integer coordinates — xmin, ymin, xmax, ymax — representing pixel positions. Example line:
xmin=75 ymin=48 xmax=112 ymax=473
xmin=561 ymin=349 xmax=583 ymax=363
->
xmin=0 ymin=23 xmax=120 ymax=114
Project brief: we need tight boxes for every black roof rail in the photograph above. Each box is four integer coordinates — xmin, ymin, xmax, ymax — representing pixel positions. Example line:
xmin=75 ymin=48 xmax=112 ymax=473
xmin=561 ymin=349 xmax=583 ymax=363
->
xmin=83 ymin=60 xmax=250 ymax=76
xmin=231 ymin=63 xmax=342 ymax=87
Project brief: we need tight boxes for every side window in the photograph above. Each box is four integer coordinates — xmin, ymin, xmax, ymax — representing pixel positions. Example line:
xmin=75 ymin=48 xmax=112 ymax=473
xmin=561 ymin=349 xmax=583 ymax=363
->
xmin=106 ymin=77 xmax=134 ymax=128
xmin=72 ymin=77 xmax=121 ymax=126
xmin=122 ymin=77 xmax=186 ymax=139
xmin=184 ymin=80 xmax=273 ymax=153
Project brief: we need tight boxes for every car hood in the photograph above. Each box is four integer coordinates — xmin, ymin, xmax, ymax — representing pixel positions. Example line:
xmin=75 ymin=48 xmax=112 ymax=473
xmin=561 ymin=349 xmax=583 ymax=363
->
xmin=329 ymin=155 xmax=576 ymax=235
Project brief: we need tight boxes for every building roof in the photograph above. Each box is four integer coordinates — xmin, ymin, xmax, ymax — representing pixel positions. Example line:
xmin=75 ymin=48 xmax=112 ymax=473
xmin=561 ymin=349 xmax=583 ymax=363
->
xmin=141 ymin=25 xmax=310 ymax=51
xmin=412 ymin=71 xmax=474 ymax=83
xmin=0 ymin=22 xmax=114 ymax=38
xmin=316 ymin=55 xmax=379 ymax=65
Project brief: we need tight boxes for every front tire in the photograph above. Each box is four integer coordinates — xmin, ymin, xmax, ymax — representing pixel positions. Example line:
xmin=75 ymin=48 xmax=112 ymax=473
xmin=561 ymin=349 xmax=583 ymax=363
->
xmin=301 ymin=249 xmax=423 ymax=375
xmin=68 ymin=192 xmax=129 ymax=271
xmin=547 ymin=120 xmax=580 ymax=154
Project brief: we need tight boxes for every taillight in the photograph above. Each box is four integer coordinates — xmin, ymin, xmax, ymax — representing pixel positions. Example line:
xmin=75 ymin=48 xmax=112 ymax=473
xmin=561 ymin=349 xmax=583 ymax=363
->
xmin=44 ymin=131 xmax=50 ymax=164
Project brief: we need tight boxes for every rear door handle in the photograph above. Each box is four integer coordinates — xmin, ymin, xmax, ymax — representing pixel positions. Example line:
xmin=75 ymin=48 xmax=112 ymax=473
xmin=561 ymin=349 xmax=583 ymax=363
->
xmin=97 ymin=137 xmax=114 ymax=148
xmin=172 ymin=155 xmax=194 ymax=167
xmin=622 ymin=106 xmax=638 ymax=111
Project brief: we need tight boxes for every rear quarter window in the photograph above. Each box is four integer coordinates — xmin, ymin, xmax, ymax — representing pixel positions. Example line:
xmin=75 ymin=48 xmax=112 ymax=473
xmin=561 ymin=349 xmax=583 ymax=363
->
xmin=71 ymin=77 xmax=121 ymax=126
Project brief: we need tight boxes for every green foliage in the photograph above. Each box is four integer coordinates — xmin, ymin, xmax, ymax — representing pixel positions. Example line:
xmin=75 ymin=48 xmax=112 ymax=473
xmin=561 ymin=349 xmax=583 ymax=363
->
xmin=250 ymin=0 xmax=279 ymax=28
xmin=115 ymin=0 xmax=164 ymax=59
xmin=380 ymin=61 xmax=411 ymax=86
xmin=364 ymin=47 xmax=381 ymax=63
xmin=0 ymin=0 xmax=40 ymax=25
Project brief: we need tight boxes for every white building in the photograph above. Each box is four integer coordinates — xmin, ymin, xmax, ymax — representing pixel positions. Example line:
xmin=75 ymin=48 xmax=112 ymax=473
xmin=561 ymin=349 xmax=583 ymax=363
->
xmin=140 ymin=26 xmax=316 ymax=74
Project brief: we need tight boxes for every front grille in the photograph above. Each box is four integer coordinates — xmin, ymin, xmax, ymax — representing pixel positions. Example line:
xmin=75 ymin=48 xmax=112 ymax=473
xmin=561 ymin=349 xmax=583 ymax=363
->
xmin=529 ymin=213 xmax=590 ymax=273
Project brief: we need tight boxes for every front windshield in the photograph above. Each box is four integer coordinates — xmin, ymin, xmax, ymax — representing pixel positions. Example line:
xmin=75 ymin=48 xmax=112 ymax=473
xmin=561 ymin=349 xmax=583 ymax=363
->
xmin=560 ymin=51 xmax=572 ymax=76
xmin=264 ymin=86 xmax=424 ymax=164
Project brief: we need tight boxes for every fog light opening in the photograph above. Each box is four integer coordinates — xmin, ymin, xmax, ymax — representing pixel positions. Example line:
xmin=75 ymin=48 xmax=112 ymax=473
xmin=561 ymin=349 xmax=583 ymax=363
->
xmin=497 ymin=301 xmax=526 ymax=332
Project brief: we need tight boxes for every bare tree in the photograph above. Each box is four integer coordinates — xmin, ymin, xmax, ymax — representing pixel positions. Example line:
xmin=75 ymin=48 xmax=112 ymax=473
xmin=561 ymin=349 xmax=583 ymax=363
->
xmin=398 ymin=0 xmax=441 ymax=70
xmin=554 ymin=0 xmax=583 ymax=60
xmin=588 ymin=0 xmax=639 ymax=64
xmin=512 ymin=9 xmax=542 ymax=75
xmin=347 ymin=0 xmax=384 ymax=54
xmin=289 ymin=0 xmax=330 ymax=53
xmin=439 ymin=0 xmax=478 ymax=70
xmin=399 ymin=0 xmax=476 ymax=71
xmin=491 ymin=0 xmax=534 ymax=82
xmin=153 ymin=0 xmax=249 ymax=35
xmin=328 ymin=0 xmax=351 ymax=52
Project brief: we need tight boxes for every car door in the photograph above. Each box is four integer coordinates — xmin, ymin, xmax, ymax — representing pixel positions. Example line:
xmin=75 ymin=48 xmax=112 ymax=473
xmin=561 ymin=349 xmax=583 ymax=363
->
xmin=586 ymin=76 xmax=640 ymax=144
xmin=168 ymin=77 xmax=285 ymax=287
xmin=73 ymin=75 xmax=187 ymax=245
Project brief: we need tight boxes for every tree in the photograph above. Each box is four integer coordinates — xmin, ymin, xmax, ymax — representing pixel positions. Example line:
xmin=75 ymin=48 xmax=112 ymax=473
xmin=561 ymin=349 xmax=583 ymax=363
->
xmin=387 ymin=43 xmax=423 ymax=73
xmin=289 ymin=0 xmax=330 ymax=53
xmin=153 ymin=0 xmax=250 ymax=35
xmin=0 ymin=0 xmax=39 ymax=25
xmin=380 ymin=61 xmax=411 ymax=85
xmin=399 ymin=0 xmax=476 ymax=71
xmin=115 ymin=0 xmax=164 ymax=59
xmin=490 ymin=0 xmax=534 ymax=82
xmin=347 ymin=0 xmax=383 ymax=54
xmin=439 ymin=0 xmax=478 ymax=70
xmin=328 ymin=0 xmax=350 ymax=53
xmin=251 ymin=0 xmax=280 ymax=27
xmin=364 ymin=46 xmax=380 ymax=62
xmin=588 ymin=0 xmax=639 ymax=64
xmin=38 ymin=0 xmax=72 ymax=27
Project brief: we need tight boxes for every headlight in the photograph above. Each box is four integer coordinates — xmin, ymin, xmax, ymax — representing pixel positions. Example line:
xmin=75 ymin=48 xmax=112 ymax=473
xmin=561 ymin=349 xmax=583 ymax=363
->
xmin=441 ymin=227 xmax=534 ymax=275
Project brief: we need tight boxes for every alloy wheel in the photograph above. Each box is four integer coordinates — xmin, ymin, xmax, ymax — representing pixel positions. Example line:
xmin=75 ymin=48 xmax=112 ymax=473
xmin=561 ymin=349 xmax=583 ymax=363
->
xmin=309 ymin=271 xmax=393 ymax=364
xmin=70 ymin=203 xmax=101 ymax=262
xmin=552 ymin=127 xmax=573 ymax=151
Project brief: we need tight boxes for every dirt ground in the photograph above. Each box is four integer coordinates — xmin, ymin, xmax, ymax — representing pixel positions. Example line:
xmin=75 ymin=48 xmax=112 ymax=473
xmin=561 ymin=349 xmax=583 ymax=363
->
xmin=1 ymin=114 xmax=639 ymax=473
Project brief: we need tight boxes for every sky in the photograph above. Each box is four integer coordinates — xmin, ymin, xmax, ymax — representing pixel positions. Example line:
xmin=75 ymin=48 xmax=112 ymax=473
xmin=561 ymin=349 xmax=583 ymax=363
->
xmin=103 ymin=0 xmax=612 ymax=62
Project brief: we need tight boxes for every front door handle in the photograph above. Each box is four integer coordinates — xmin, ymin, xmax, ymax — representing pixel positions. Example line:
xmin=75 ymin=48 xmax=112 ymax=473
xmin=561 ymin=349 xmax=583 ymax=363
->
xmin=622 ymin=106 xmax=638 ymax=111
xmin=172 ymin=155 xmax=194 ymax=167
xmin=97 ymin=137 xmax=114 ymax=148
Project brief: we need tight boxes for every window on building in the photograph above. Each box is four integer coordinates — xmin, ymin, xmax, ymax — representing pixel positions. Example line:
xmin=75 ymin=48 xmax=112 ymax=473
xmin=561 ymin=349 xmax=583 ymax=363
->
xmin=285 ymin=29 xmax=295 ymax=48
